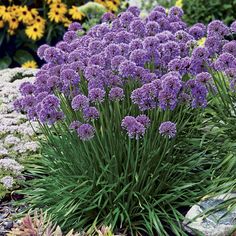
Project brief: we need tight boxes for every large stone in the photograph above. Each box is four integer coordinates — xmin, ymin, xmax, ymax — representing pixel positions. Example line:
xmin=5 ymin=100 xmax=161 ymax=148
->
xmin=183 ymin=193 xmax=236 ymax=236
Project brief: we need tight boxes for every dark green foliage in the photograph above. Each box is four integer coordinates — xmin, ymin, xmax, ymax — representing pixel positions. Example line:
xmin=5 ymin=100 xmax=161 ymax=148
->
xmin=182 ymin=0 xmax=236 ymax=25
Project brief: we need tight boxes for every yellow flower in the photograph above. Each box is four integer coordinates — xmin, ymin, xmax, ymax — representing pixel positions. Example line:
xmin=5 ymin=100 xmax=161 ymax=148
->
xmin=0 ymin=6 xmax=6 ymax=17
xmin=198 ymin=37 xmax=206 ymax=46
xmin=0 ymin=7 xmax=12 ymax=21
xmin=175 ymin=0 xmax=183 ymax=8
xmin=31 ymin=8 xmax=39 ymax=16
xmin=94 ymin=0 xmax=106 ymax=7
xmin=22 ymin=60 xmax=38 ymax=69
xmin=18 ymin=6 xmax=33 ymax=23
xmin=68 ymin=6 xmax=84 ymax=20
xmin=34 ymin=16 xmax=46 ymax=26
xmin=0 ymin=20 xmax=4 ymax=29
xmin=25 ymin=23 xmax=44 ymax=40
xmin=62 ymin=17 xmax=72 ymax=27
xmin=8 ymin=16 xmax=19 ymax=29
xmin=49 ymin=2 xmax=67 ymax=14
xmin=48 ymin=9 xmax=64 ymax=23
xmin=106 ymin=1 xmax=118 ymax=12
xmin=46 ymin=0 xmax=62 ymax=4
xmin=7 ymin=28 xmax=15 ymax=35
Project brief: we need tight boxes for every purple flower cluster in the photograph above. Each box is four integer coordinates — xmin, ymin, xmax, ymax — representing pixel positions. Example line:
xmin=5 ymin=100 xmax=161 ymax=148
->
xmin=15 ymin=5 xmax=236 ymax=140
xmin=159 ymin=121 xmax=177 ymax=138
xmin=121 ymin=115 xmax=150 ymax=139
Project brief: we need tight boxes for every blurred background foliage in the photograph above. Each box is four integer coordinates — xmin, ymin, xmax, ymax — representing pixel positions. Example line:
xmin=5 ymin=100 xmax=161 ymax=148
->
xmin=0 ymin=0 xmax=122 ymax=69
xmin=182 ymin=0 xmax=236 ymax=25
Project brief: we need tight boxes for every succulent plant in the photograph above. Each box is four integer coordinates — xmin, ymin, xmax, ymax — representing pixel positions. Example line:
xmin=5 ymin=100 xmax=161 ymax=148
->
xmin=7 ymin=210 xmax=82 ymax=236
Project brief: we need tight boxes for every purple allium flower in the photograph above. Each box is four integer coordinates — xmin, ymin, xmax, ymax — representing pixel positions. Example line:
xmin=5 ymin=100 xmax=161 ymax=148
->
xmin=207 ymin=20 xmax=229 ymax=38
xmin=110 ymin=56 xmax=125 ymax=71
xmin=88 ymin=54 xmax=106 ymax=69
xmin=119 ymin=12 xmax=134 ymax=28
xmin=189 ymin=26 xmax=205 ymax=40
xmin=148 ymin=10 xmax=166 ymax=22
xmin=88 ymin=78 xmax=104 ymax=90
xmin=38 ymin=109 xmax=64 ymax=125
xmin=41 ymin=95 xmax=60 ymax=109
xmin=225 ymin=68 xmax=236 ymax=79
xmin=96 ymin=23 xmax=110 ymax=38
xmin=214 ymin=53 xmax=236 ymax=71
xmin=145 ymin=21 xmax=160 ymax=36
xmin=222 ymin=41 xmax=236 ymax=57
xmin=168 ymin=58 xmax=182 ymax=72
xmin=109 ymin=87 xmax=124 ymax=101
xmin=230 ymin=79 xmax=236 ymax=92
xmin=162 ymin=75 xmax=182 ymax=94
xmin=119 ymin=43 xmax=130 ymax=57
xmin=127 ymin=6 xmax=140 ymax=17
xmin=143 ymin=36 xmax=159 ymax=52
xmin=71 ymin=94 xmax=89 ymax=111
xmin=47 ymin=76 xmax=60 ymax=89
xmin=83 ymin=107 xmax=99 ymax=120
xmin=158 ymin=90 xmax=178 ymax=110
xmin=196 ymin=72 xmax=212 ymax=84
xmin=115 ymin=31 xmax=133 ymax=44
xmin=13 ymin=98 xmax=23 ymax=112
xmin=168 ymin=6 xmax=184 ymax=19
xmin=191 ymin=47 xmax=209 ymax=62
xmin=136 ymin=115 xmax=150 ymax=128
xmin=44 ymin=47 xmax=62 ymax=64
xmin=84 ymin=65 xmax=103 ymax=81
xmin=105 ymin=44 xmax=121 ymax=59
xmin=37 ymin=44 xmax=49 ymax=60
xmin=101 ymin=12 xmax=116 ymax=23
xmin=204 ymin=36 xmax=222 ymax=55
xmin=190 ymin=81 xmax=208 ymax=108
xmin=61 ymin=69 xmax=80 ymax=85
xmin=131 ymin=84 xmax=157 ymax=111
xmin=36 ymin=92 xmax=49 ymax=103
xmin=69 ymin=120 xmax=82 ymax=130
xmin=170 ymin=22 xmax=187 ymax=33
xmin=118 ymin=60 xmax=137 ymax=78
xmin=121 ymin=116 xmax=146 ymax=139
xmin=68 ymin=22 xmax=82 ymax=31
xmin=77 ymin=124 xmax=95 ymax=141
xmin=130 ymin=49 xmax=149 ymax=67
xmin=230 ymin=21 xmax=236 ymax=32
xmin=111 ymin=19 xmax=122 ymax=31
xmin=129 ymin=39 xmax=143 ymax=51
xmin=19 ymin=82 xmax=35 ymax=96
xmin=103 ymin=32 xmax=116 ymax=44
xmin=153 ymin=5 xmax=166 ymax=14
xmin=56 ymin=41 xmax=72 ymax=53
xmin=21 ymin=95 xmax=36 ymax=111
xmin=27 ymin=107 xmax=38 ymax=121
xmin=88 ymin=88 xmax=105 ymax=102
xmin=159 ymin=121 xmax=177 ymax=138
xmin=130 ymin=20 xmax=146 ymax=37
xmin=88 ymin=40 xmax=104 ymax=54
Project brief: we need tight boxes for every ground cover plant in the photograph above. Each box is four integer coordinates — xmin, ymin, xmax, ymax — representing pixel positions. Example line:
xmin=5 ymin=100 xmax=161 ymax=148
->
xmin=0 ymin=68 xmax=40 ymax=199
xmin=14 ymin=5 xmax=236 ymax=236
xmin=0 ymin=0 xmax=121 ymax=69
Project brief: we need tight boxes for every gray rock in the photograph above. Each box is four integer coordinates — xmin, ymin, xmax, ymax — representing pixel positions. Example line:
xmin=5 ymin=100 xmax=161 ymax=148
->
xmin=183 ymin=193 xmax=236 ymax=236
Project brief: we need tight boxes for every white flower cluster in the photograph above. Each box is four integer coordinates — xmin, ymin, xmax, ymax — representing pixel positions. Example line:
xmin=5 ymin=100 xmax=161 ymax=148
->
xmin=0 ymin=68 xmax=39 ymax=192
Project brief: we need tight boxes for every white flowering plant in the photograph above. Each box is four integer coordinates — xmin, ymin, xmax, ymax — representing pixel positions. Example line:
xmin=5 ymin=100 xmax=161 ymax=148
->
xmin=0 ymin=68 xmax=40 ymax=199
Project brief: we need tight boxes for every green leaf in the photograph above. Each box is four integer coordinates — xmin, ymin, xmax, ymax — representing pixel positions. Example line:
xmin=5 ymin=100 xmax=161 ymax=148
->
xmin=0 ymin=56 xmax=12 ymax=69
xmin=13 ymin=49 xmax=34 ymax=65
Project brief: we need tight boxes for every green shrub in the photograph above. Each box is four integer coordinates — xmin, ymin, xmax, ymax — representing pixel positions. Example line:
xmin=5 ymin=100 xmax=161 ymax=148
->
xmin=182 ymin=0 xmax=236 ymax=25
